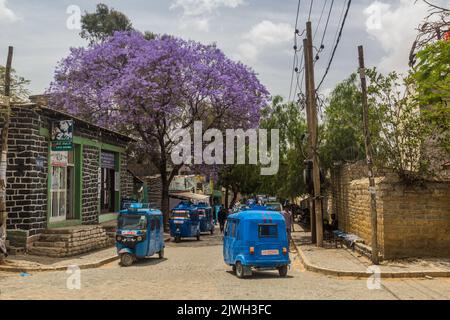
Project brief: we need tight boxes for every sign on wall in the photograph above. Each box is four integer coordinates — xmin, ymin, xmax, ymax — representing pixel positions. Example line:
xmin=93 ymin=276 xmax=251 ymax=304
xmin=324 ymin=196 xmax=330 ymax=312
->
xmin=101 ymin=152 xmax=115 ymax=169
xmin=51 ymin=120 xmax=73 ymax=151
xmin=50 ymin=151 xmax=68 ymax=167
xmin=115 ymin=171 xmax=120 ymax=192
xmin=97 ymin=167 xmax=102 ymax=199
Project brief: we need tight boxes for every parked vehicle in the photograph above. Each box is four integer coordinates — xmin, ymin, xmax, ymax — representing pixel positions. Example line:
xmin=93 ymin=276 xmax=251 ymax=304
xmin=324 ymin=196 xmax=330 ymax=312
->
xmin=196 ymin=202 xmax=215 ymax=235
xmin=223 ymin=210 xmax=290 ymax=278
xmin=265 ymin=202 xmax=283 ymax=212
xmin=116 ymin=203 xmax=165 ymax=267
xmin=170 ymin=202 xmax=201 ymax=243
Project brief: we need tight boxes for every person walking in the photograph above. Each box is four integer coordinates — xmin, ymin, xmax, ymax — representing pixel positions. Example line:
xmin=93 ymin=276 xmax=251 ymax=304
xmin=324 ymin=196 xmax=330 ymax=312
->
xmin=218 ymin=207 xmax=228 ymax=234
xmin=281 ymin=205 xmax=293 ymax=249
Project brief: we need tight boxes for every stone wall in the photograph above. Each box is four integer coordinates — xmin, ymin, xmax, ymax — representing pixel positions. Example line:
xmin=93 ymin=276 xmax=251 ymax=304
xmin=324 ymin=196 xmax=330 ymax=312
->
xmin=330 ymin=161 xmax=450 ymax=259
xmin=1 ymin=107 xmax=48 ymax=241
xmin=82 ymin=145 xmax=100 ymax=225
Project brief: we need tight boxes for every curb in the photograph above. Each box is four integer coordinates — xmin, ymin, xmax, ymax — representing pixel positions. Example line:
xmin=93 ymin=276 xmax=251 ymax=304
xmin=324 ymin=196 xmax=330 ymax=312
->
xmin=292 ymin=239 xmax=450 ymax=279
xmin=0 ymin=237 xmax=171 ymax=273
xmin=0 ymin=255 xmax=119 ymax=273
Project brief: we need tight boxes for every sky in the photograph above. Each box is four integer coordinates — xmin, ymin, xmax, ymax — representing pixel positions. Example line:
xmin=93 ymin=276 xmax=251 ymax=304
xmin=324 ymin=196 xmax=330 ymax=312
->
xmin=0 ymin=0 xmax=448 ymax=101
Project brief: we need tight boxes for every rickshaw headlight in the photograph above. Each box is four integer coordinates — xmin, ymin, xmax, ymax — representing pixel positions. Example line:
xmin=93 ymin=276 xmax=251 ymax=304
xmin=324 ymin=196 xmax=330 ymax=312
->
xmin=283 ymin=247 xmax=287 ymax=254
xmin=249 ymin=247 xmax=255 ymax=254
xmin=137 ymin=236 xmax=143 ymax=242
xmin=116 ymin=236 xmax=122 ymax=241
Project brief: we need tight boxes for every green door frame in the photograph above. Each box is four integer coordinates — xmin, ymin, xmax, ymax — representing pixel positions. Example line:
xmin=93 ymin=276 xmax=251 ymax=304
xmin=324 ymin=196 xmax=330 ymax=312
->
xmin=40 ymin=128 xmax=125 ymax=227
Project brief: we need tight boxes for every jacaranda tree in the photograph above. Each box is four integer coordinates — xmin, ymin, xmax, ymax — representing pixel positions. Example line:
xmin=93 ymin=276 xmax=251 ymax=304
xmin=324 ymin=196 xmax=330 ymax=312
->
xmin=48 ymin=31 xmax=269 ymax=228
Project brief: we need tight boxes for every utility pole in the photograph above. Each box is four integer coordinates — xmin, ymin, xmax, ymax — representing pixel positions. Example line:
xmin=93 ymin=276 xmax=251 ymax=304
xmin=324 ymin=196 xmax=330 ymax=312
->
xmin=358 ymin=45 xmax=379 ymax=265
xmin=304 ymin=21 xmax=323 ymax=247
xmin=0 ymin=46 xmax=13 ymax=260
xmin=302 ymin=38 xmax=316 ymax=244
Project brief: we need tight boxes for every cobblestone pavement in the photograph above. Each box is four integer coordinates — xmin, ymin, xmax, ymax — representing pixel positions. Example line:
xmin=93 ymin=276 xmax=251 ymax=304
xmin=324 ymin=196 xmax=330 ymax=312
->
xmin=1 ymin=232 xmax=450 ymax=300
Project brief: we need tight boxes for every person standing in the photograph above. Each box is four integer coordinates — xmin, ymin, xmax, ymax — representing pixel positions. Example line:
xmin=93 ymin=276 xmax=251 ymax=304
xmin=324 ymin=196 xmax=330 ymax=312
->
xmin=281 ymin=205 xmax=293 ymax=248
xmin=218 ymin=207 xmax=228 ymax=234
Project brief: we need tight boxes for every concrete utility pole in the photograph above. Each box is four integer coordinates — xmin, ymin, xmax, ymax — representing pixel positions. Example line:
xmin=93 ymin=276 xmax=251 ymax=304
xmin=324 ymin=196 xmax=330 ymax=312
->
xmin=0 ymin=46 xmax=13 ymax=259
xmin=304 ymin=22 xmax=323 ymax=247
xmin=358 ymin=45 xmax=379 ymax=265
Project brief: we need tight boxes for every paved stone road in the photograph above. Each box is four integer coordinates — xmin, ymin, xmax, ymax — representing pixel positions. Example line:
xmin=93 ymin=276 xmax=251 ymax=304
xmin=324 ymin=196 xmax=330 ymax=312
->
xmin=1 ymin=232 xmax=450 ymax=300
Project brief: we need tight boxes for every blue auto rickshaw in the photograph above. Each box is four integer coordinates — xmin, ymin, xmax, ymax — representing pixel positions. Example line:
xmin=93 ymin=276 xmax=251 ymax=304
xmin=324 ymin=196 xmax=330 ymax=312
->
xmin=116 ymin=203 xmax=165 ymax=267
xmin=170 ymin=202 xmax=201 ymax=243
xmin=196 ymin=202 xmax=215 ymax=235
xmin=223 ymin=210 xmax=290 ymax=278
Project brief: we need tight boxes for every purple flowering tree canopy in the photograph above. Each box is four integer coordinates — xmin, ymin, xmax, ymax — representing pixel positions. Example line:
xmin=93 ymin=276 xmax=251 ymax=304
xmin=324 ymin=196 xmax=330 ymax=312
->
xmin=48 ymin=31 xmax=269 ymax=224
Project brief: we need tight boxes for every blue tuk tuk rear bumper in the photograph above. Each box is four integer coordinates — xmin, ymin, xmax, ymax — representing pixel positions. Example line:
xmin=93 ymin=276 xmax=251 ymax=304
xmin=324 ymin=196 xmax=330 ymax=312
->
xmin=233 ymin=255 xmax=290 ymax=268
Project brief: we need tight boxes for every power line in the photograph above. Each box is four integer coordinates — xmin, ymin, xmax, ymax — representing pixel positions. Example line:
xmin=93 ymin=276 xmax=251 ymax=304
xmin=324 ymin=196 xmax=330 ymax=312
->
xmin=288 ymin=0 xmax=303 ymax=103
xmin=313 ymin=0 xmax=328 ymax=41
xmin=319 ymin=0 xmax=335 ymax=51
xmin=316 ymin=0 xmax=352 ymax=92
xmin=308 ymin=0 xmax=314 ymax=21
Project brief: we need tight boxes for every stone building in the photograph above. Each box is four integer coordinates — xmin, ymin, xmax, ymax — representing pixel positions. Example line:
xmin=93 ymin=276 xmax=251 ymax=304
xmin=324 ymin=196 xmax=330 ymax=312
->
xmin=330 ymin=161 xmax=450 ymax=259
xmin=0 ymin=101 xmax=138 ymax=256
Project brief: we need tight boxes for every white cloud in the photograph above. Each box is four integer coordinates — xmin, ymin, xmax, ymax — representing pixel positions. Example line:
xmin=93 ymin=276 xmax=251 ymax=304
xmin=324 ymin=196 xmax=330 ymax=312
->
xmin=364 ymin=0 xmax=431 ymax=73
xmin=170 ymin=0 xmax=245 ymax=31
xmin=0 ymin=0 xmax=18 ymax=22
xmin=235 ymin=20 xmax=292 ymax=63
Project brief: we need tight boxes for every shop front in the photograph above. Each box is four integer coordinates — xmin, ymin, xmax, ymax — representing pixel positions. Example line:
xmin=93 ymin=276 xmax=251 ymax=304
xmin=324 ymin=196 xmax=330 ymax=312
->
xmin=1 ymin=102 xmax=137 ymax=252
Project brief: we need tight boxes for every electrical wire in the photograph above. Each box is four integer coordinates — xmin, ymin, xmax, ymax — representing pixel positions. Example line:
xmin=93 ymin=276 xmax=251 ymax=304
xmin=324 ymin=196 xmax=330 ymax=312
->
xmin=316 ymin=0 xmax=352 ymax=91
xmin=288 ymin=0 xmax=302 ymax=103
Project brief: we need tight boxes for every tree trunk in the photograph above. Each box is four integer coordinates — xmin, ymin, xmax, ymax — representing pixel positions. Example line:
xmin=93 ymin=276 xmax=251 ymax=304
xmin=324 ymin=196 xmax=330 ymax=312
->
xmin=224 ymin=187 xmax=229 ymax=210
xmin=230 ymin=187 xmax=238 ymax=208
xmin=0 ymin=46 xmax=13 ymax=261
xmin=160 ymin=176 xmax=170 ymax=232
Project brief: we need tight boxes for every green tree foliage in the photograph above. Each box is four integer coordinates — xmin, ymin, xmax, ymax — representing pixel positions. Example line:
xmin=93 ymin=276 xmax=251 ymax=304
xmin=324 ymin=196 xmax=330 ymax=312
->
xmin=0 ymin=66 xmax=30 ymax=103
xmin=217 ymin=96 xmax=308 ymax=201
xmin=366 ymin=69 xmax=434 ymax=182
xmin=320 ymin=74 xmax=366 ymax=170
xmin=80 ymin=3 xmax=133 ymax=43
xmin=258 ymin=96 xmax=308 ymax=200
xmin=410 ymin=39 xmax=450 ymax=154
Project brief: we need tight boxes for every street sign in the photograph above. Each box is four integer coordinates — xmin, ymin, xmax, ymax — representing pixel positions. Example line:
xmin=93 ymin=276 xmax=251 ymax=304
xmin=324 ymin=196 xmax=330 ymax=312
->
xmin=51 ymin=120 xmax=73 ymax=151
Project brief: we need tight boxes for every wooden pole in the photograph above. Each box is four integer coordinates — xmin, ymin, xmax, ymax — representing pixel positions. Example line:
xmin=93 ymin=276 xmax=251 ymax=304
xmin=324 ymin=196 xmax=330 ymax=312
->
xmin=302 ymin=38 xmax=316 ymax=244
xmin=0 ymin=46 xmax=13 ymax=259
xmin=306 ymin=22 xmax=323 ymax=247
xmin=358 ymin=45 xmax=379 ymax=265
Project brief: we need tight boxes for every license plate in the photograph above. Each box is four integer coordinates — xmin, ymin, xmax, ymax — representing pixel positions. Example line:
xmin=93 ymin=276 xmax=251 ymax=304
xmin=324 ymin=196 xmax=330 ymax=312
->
xmin=174 ymin=221 xmax=184 ymax=225
xmin=261 ymin=249 xmax=279 ymax=256
xmin=122 ymin=230 xmax=137 ymax=235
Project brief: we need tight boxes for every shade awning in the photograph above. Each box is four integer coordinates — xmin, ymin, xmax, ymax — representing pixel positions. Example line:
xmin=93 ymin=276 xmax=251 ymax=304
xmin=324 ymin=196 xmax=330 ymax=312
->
xmin=169 ymin=192 xmax=210 ymax=203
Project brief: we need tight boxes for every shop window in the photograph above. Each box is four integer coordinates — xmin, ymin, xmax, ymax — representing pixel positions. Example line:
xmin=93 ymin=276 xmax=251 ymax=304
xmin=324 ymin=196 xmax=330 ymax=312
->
xmin=50 ymin=150 xmax=75 ymax=222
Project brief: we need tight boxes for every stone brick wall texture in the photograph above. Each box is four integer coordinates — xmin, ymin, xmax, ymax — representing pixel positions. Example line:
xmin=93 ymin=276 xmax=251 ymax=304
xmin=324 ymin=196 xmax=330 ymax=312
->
xmin=0 ymin=107 xmax=48 ymax=238
xmin=330 ymin=161 xmax=450 ymax=259
xmin=82 ymin=145 xmax=100 ymax=225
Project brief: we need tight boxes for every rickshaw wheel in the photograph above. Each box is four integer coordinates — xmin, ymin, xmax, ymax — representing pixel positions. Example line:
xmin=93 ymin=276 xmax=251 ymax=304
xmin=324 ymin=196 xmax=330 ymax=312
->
xmin=158 ymin=248 xmax=165 ymax=259
xmin=120 ymin=253 xmax=134 ymax=267
xmin=278 ymin=265 xmax=288 ymax=277
xmin=235 ymin=262 xmax=245 ymax=278
xmin=196 ymin=233 xmax=200 ymax=241
xmin=210 ymin=229 xmax=214 ymax=235
xmin=175 ymin=236 xmax=181 ymax=243
xmin=232 ymin=265 xmax=236 ymax=274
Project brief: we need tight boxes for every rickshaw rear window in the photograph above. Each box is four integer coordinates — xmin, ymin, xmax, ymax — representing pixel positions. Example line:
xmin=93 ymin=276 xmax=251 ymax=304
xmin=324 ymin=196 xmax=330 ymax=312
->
xmin=118 ymin=215 xmax=147 ymax=230
xmin=258 ymin=224 xmax=278 ymax=238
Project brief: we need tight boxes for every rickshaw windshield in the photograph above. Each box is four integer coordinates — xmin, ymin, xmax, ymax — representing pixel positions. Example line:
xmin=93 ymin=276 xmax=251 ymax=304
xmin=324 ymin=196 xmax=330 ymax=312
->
xmin=258 ymin=224 xmax=278 ymax=238
xmin=118 ymin=215 xmax=147 ymax=230
xmin=171 ymin=210 xmax=189 ymax=218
